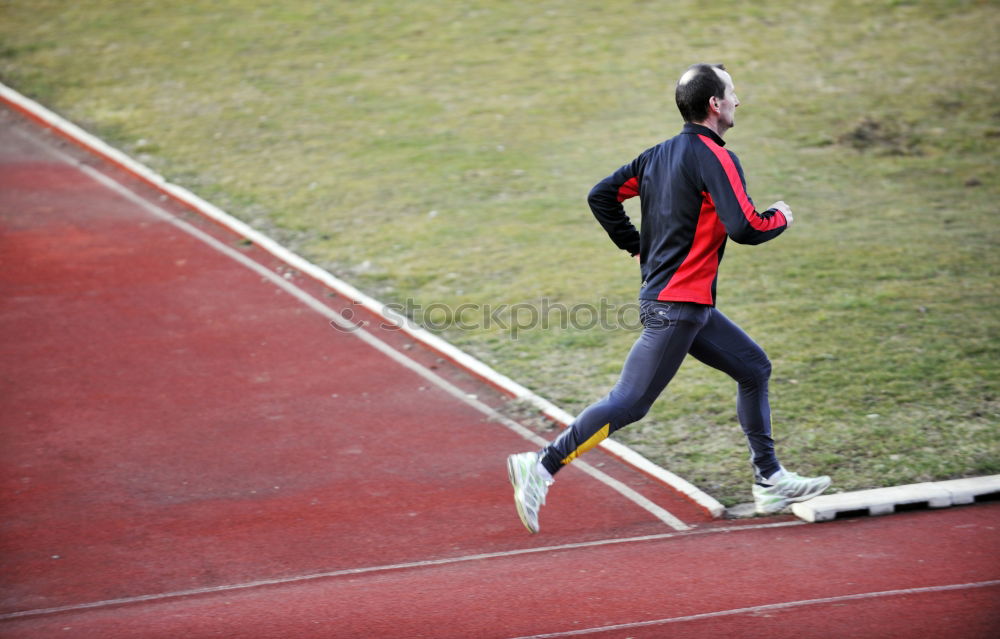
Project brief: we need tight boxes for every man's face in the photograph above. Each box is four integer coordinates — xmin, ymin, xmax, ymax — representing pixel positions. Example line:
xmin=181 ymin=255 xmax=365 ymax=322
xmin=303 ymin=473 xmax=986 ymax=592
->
xmin=713 ymin=68 xmax=740 ymax=129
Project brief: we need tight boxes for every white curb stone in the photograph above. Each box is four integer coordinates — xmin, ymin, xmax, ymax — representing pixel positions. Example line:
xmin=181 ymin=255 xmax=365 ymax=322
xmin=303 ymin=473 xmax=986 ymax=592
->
xmin=936 ymin=475 xmax=1000 ymax=505
xmin=792 ymin=475 xmax=1000 ymax=522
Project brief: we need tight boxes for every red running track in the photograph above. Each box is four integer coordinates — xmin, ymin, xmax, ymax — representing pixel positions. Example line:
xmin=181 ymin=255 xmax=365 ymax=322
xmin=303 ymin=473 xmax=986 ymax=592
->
xmin=1 ymin=101 xmax=998 ymax=638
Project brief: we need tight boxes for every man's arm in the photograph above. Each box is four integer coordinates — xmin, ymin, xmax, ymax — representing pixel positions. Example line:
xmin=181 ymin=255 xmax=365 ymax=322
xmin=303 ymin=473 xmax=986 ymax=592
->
xmin=698 ymin=139 xmax=790 ymax=245
xmin=587 ymin=158 xmax=643 ymax=256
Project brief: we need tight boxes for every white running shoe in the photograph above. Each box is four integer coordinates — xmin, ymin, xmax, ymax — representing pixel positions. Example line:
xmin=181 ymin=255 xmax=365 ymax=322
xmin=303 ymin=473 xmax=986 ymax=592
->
xmin=507 ymin=452 xmax=551 ymax=534
xmin=752 ymin=470 xmax=831 ymax=515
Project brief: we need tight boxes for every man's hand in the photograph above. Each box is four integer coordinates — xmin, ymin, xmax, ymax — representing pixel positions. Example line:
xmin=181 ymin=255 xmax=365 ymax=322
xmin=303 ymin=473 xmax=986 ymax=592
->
xmin=770 ymin=200 xmax=794 ymax=227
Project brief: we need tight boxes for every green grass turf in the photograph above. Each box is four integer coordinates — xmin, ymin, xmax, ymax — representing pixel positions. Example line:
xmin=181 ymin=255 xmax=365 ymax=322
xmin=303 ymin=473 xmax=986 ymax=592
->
xmin=2 ymin=0 xmax=997 ymax=505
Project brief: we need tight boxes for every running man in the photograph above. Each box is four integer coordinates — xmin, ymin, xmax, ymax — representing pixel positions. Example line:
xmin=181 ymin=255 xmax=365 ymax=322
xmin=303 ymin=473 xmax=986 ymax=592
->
xmin=508 ymin=63 xmax=830 ymax=533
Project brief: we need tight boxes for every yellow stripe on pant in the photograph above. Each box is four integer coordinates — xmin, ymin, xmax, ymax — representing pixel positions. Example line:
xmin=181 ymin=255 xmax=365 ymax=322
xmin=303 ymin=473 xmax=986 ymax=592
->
xmin=560 ymin=423 xmax=611 ymax=465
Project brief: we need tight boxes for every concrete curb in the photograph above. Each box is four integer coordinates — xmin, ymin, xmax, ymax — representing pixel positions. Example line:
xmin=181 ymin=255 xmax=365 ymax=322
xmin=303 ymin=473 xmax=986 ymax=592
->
xmin=791 ymin=475 xmax=1000 ymax=522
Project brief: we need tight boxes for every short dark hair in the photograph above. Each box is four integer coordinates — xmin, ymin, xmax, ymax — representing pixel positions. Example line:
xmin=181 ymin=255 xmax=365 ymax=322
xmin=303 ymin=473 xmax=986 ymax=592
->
xmin=675 ymin=63 xmax=727 ymax=123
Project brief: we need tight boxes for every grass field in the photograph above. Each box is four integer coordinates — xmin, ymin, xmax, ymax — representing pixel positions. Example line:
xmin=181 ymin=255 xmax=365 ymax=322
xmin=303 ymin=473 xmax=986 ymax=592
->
xmin=2 ymin=0 xmax=997 ymax=506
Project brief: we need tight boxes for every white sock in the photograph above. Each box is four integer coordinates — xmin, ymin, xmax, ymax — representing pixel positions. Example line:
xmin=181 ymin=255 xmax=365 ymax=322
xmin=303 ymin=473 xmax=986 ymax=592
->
xmin=536 ymin=460 xmax=554 ymax=483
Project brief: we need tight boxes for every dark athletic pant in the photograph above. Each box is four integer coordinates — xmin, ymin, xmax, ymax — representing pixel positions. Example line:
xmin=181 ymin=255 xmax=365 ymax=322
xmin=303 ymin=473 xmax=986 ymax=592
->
xmin=540 ymin=300 xmax=781 ymax=483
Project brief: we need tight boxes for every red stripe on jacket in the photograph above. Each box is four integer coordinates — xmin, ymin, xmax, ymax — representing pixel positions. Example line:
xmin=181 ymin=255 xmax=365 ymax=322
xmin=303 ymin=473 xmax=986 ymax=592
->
xmin=697 ymin=134 xmax=786 ymax=231
xmin=617 ymin=177 xmax=639 ymax=202
xmin=657 ymin=193 xmax=726 ymax=304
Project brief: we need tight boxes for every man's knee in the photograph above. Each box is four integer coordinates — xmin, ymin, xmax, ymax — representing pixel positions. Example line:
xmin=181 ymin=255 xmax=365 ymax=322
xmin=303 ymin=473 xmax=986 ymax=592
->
xmin=756 ymin=355 xmax=772 ymax=380
xmin=624 ymin=403 xmax=652 ymax=424
xmin=606 ymin=392 xmax=653 ymax=428
xmin=737 ymin=352 xmax=771 ymax=387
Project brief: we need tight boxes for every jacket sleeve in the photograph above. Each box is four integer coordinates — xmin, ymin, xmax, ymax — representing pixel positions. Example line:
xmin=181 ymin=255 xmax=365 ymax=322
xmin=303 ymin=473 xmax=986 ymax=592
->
xmin=700 ymin=147 xmax=787 ymax=245
xmin=587 ymin=156 xmax=643 ymax=255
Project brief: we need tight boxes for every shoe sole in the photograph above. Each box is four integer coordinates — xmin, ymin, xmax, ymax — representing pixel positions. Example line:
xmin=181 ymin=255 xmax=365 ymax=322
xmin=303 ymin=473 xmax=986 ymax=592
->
xmin=507 ymin=455 xmax=539 ymax=534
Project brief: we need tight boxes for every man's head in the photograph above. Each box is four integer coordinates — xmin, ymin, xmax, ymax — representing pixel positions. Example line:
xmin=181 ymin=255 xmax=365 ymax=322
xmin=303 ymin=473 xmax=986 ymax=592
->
xmin=675 ymin=63 xmax=740 ymax=133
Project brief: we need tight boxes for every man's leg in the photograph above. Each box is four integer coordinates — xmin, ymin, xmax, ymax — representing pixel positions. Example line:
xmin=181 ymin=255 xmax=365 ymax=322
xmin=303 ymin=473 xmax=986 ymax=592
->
xmin=688 ymin=308 xmax=830 ymax=513
xmin=686 ymin=308 xmax=780 ymax=482
xmin=508 ymin=301 xmax=710 ymax=533
xmin=539 ymin=301 xmax=710 ymax=476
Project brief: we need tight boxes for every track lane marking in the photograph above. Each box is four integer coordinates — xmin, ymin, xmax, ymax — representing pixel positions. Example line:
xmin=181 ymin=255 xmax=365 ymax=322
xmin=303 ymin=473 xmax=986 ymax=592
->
xmin=0 ymin=521 xmax=804 ymax=621
xmin=505 ymin=580 xmax=1000 ymax=639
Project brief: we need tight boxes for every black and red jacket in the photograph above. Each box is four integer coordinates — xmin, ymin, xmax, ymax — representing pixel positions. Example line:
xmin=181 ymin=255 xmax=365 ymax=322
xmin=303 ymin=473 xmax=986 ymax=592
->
xmin=588 ymin=123 xmax=788 ymax=306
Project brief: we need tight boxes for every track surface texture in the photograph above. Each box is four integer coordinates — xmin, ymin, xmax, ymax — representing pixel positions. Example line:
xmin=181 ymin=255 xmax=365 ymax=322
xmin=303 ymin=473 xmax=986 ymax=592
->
xmin=1 ymin=103 xmax=998 ymax=638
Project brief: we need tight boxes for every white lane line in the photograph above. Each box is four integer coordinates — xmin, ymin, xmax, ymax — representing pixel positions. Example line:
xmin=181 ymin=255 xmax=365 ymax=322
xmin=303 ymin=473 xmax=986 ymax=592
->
xmin=8 ymin=122 xmax=691 ymax=535
xmin=0 ymin=521 xmax=806 ymax=621
xmin=0 ymin=81 xmax=726 ymax=519
xmin=506 ymin=579 xmax=1000 ymax=639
